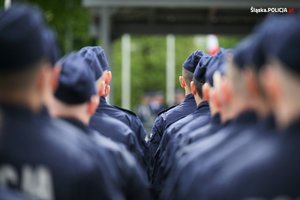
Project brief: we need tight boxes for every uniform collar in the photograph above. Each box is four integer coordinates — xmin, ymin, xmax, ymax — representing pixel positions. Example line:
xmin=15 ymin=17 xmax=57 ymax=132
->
xmin=0 ymin=103 xmax=42 ymax=118
xmin=232 ymin=109 xmax=259 ymax=125
xmin=212 ymin=113 xmax=221 ymax=124
xmin=60 ymin=117 xmax=91 ymax=134
xmin=184 ymin=93 xmax=195 ymax=103
xmin=196 ymin=101 xmax=209 ymax=111
xmin=100 ymin=96 xmax=107 ymax=105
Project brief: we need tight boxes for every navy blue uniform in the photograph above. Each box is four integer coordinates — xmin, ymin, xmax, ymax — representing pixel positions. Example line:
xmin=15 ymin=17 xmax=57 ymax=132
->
xmin=97 ymin=97 xmax=148 ymax=159
xmin=178 ymin=113 xmax=222 ymax=147
xmin=151 ymin=101 xmax=210 ymax=193
xmin=200 ymin=118 xmax=300 ymax=200
xmin=0 ymin=104 xmax=118 ymax=200
xmin=89 ymin=112 xmax=146 ymax=170
xmin=62 ymin=117 xmax=151 ymax=200
xmin=147 ymin=94 xmax=196 ymax=172
xmin=0 ymin=186 xmax=31 ymax=200
xmin=161 ymin=110 xmax=259 ymax=200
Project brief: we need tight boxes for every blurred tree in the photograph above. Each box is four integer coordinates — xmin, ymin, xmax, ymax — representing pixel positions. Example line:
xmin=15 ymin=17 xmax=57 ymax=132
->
xmin=25 ymin=0 xmax=93 ymax=54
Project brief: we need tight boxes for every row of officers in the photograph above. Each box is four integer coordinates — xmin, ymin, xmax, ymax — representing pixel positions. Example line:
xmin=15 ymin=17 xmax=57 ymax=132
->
xmin=0 ymin=4 xmax=300 ymax=200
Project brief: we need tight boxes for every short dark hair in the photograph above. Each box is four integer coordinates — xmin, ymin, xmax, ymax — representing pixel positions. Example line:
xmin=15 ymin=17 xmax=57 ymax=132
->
xmin=193 ymin=78 xmax=204 ymax=98
xmin=182 ymin=68 xmax=194 ymax=88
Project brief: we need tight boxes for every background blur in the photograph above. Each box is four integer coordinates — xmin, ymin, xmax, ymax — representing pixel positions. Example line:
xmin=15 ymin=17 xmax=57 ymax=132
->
xmin=1 ymin=0 xmax=264 ymax=112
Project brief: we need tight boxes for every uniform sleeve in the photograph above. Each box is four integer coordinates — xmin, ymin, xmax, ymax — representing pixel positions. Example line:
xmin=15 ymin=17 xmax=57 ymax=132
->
xmin=116 ymin=146 xmax=153 ymax=200
xmin=147 ymin=115 xmax=165 ymax=176
xmin=126 ymin=130 xmax=149 ymax=172
xmin=73 ymin=150 xmax=124 ymax=200
xmin=129 ymin=116 xmax=149 ymax=153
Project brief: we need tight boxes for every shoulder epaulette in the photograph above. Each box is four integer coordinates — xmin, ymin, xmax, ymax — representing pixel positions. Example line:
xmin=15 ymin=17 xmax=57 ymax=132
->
xmin=113 ymin=105 xmax=137 ymax=116
xmin=157 ymin=105 xmax=177 ymax=116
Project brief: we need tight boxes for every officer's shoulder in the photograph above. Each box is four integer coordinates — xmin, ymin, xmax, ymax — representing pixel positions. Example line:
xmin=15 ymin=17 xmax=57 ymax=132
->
xmin=157 ymin=105 xmax=177 ymax=116
xmin=0 ymin=186 xmax=31 ymax=200
xmin=113 ymin=105 xmax=137 ymax=116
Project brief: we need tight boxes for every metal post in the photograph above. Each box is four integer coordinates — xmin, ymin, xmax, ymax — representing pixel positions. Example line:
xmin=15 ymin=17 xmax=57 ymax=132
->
xmin=4 ymin=0 xmax=11 ymax=9
xmin=99 ymin=7 xmax=113 ymax=103
xmin=166 ymin=34 xmax=176 ymax=106
xmin=121 ymin=34 xmax=131 ymax=110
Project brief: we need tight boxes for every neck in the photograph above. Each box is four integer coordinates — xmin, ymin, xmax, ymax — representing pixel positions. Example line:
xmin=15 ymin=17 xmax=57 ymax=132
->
xmin=51 ymin=100 xmax=90 ymax=125
xmin=184 ymin=87 xmax=191 ymax=96
xmin=194 ymin=94 xmax=203 ymax=106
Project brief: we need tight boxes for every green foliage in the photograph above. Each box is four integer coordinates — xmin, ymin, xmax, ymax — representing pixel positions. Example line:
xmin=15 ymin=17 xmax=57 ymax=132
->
xmin=112 ymin=36 xmax=168 ymax=108
xmin=25 ymin=0 xmax=92 ymax=54
xmin=0 ymin=0 xmax=4 ymax=9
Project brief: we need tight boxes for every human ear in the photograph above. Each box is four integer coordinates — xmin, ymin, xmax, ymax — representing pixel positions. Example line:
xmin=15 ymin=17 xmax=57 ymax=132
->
xmin=202 ymin=83 xmax=210 ymax=101
xmin=97 ymin=80 xmax=105 ymax=96
xmin=105 ymin=71 xmax=112 ymax=84
xmin=190 ymin=81 xmax=197 ymax=96
xmin=179 ymin=76 xmax=186 ymax=88
xmin=104 ymin=85 xmax=110 ymax=97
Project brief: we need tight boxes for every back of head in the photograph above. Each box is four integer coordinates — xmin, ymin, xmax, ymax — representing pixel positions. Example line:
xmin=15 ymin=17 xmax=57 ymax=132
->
xmin=267 ymin=14 xmax=300 ymax=77
xmin=55 ymin=54 xmax=96 ymax=105
xmin=246 ymin=15 xmax=298 ymax=72
xmin=80 ymin=46 xmax=110 ymax=71
xmin=78 ymin=47 xmax=103 ymax=81
xmin=205 ymin=49 xmax=226 ymax=87
xmin=43 ymin=28 xmax=60 ymax=66
xmin=193 ymin=55 xmax=212 ymax=98
xmin=0 ymin=5 xmax=47 ymax=71
xmin=0 ymin=5 xmax=52 ymax=96
xmin=182 ymin=50 xmax=206 ymax=87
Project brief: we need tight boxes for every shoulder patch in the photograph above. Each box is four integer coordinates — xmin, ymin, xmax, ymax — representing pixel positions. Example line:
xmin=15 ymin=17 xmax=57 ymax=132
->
xmin=157 ymin=105 xmax=177 ymax=116
xmin=113 ymin=105 xmax=137 ymax=116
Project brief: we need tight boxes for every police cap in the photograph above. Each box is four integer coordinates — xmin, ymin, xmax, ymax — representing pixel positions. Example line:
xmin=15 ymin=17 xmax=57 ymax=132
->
xmin=55 ymin=54 xmax=96 ymax=105
xmin=0 ymin=5 xmax=47 ymax=71
xmin=88 ymin=46 xmax=110 ymax=71
xmin=194 ymin=55 xmax=212 ymax=83
xmin=268 ymin=15 xmax=300 ymax=75
xmin=183 ymin=50 xmax=206 ymax=73
xmin=78 ymin=47 xmax=103 ymax=80
xmin=205 ymin=49 xmax=226 ymax=86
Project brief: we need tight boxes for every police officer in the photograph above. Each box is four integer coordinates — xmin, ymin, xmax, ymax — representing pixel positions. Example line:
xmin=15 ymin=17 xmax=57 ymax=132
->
xmin=77 ymin=47 xmax=146 ymax=170
xmin=162 ymin=35 xmax=277 ymax=199
xmin=50 ymin=54 xmax=151 ymax=200
xmin=0 ymin=5 xmax=118 ymax=200
xmin=88 ymin=46 xmax=148 ymax=157
xmin=203 ymin=14 xmax=300 ymax=199
xmin=147 ymin=50 xmax=201 ymax=177
xmin=150 ymin=53 xmax=212 ymax=194
xmin=160 ymin=51 xmax=228 ymax=200
xmin=177 ymin=50 xmax=228 ymax=148
xmin=79 ymin=46 xmax=149 ymax=170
